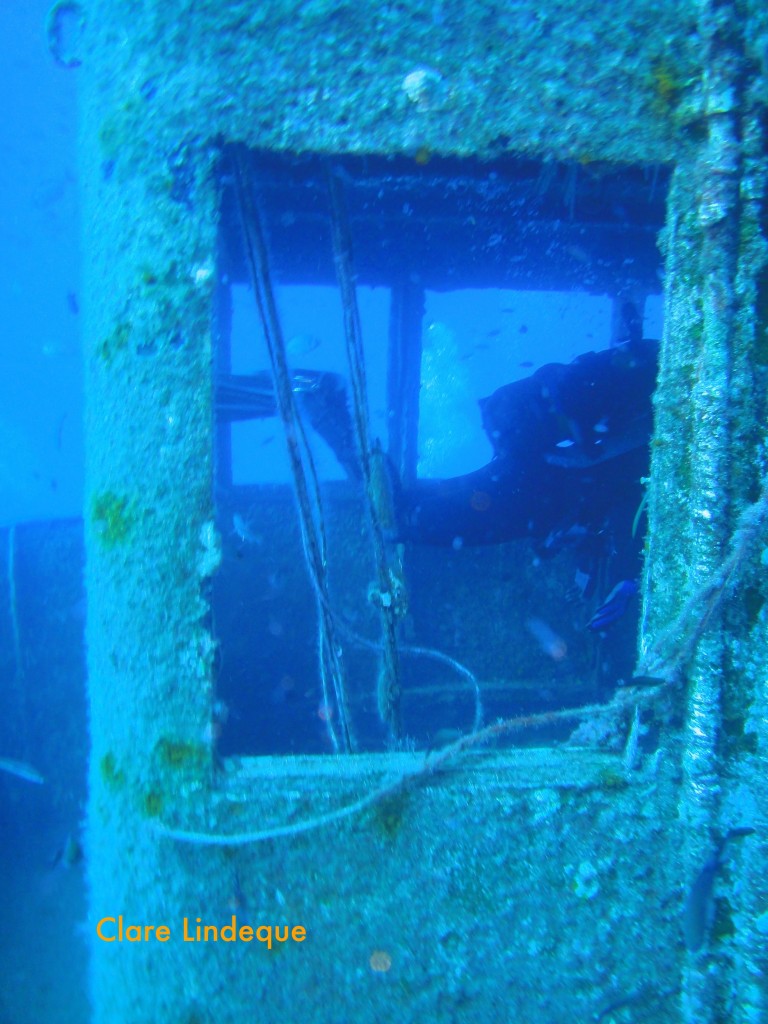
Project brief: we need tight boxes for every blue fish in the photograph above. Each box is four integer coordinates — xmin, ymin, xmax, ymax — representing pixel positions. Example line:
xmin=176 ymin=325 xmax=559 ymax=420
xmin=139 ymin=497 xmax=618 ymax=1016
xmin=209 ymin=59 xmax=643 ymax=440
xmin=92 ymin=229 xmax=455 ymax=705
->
xmin=587 ymin=579 xmax=638 ymax=631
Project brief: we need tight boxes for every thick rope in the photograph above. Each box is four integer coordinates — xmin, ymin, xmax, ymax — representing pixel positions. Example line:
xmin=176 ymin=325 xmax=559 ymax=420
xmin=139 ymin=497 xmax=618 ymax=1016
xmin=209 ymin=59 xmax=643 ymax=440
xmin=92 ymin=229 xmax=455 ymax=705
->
xmin=155 ymin=683 xmax=659 ymax=847
xmin=233 ymin=151 xmax=354 ymax=752
xmin=326 ymin=166 xmax=404 ymax=741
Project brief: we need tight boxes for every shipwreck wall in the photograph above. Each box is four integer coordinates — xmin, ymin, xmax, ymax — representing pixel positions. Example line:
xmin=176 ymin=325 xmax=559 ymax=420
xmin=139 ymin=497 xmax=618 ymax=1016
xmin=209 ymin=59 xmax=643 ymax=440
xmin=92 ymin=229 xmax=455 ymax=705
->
xmin=79 ymin=1 xmax=768 ymax=1022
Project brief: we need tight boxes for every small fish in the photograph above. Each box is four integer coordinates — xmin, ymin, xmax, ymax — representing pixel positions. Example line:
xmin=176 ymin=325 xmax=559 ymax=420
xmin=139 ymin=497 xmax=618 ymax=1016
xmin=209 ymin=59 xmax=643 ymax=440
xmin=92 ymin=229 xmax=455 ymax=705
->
xmin=525 ymin=617 xmax=568 ymax=661
xmin=572 ymin=568 xmax=592 ymax=598
xmin=41 ymin=339 xmax=75 ymax=358
xmin=683 ymin=827 xmax=755 ymax=952
xmin=286 ymin=333 xmax=322 ymax=357
xmin=564 ymin=243 xmax=591 ymax=265
xmin=631 ymin=492 xmax=649 ymax=539
xmin=0 ymin=757 xmax=44 ymax=784
xmin=232 ymin=513 xmax=260 ymax=545
xmin=50 ymin=832 xmax=83 ymax=870
xmin=587 ymin=580 xmax=638 ymax=632
xmin=624 ymin=675 xmax=669 ymax=689
xmin=316 ymin=703 xmax=334 ymax=722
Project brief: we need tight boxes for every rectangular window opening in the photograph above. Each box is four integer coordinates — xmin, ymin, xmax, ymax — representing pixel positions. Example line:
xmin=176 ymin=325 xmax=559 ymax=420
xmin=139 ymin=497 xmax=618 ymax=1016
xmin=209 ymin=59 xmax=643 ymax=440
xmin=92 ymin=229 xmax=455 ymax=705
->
xmin=211 ymin=147 xmax=668 ymax=757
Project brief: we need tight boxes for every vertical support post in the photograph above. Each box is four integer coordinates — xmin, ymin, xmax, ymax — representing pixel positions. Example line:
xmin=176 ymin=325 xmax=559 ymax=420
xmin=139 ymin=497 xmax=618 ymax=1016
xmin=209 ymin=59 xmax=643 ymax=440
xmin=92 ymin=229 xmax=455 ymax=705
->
xmin=639 ymin=2 xmax=768 ymax=1020
xmin=80 ymin=76 xmax=225 ymax=1015
xmin=715 ymin=28 xmax=768 ymax=1021
xmin=676 ymin=2 xmax=741 ymax=996
xmin=214 ymin=278 xmax=234 ymax=492
xmin=387 ymin=279 xmax=425 ymax=488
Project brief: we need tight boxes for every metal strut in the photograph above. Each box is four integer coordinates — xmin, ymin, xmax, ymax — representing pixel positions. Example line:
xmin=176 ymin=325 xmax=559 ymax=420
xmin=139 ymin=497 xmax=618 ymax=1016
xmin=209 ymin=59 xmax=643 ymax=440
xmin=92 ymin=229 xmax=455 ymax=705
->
xmin=232 ymin=149 xmax=354 ymax=753
xmin=326 ymin=166 xmax=404 ymax=742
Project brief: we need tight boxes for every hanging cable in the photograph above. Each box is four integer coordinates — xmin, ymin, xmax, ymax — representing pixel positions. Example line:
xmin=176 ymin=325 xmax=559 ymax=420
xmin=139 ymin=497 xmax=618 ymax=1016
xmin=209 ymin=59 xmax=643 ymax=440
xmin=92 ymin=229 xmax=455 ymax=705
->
xmin=232 ymin=149 xmax=354 ymax=752
xmin=326 ymin=165 xmax=405 ymax=742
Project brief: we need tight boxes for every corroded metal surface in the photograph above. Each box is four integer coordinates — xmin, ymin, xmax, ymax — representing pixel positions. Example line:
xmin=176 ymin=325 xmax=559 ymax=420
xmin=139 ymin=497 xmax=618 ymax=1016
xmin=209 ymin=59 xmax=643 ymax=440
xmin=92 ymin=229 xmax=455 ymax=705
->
xmin=78 ymin=1 xmax=768 ymax=1021
xmin=83 ymin=0 xmax=702 ymax=164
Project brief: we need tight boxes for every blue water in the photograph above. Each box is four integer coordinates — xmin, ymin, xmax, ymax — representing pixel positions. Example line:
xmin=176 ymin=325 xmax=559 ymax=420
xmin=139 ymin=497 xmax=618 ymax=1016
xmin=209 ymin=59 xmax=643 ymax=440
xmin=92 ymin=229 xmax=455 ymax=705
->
xmin=1 ymin=9 xmax=86 ymax=1020
xmin=0 ymin=1 xmax=82 ymax=528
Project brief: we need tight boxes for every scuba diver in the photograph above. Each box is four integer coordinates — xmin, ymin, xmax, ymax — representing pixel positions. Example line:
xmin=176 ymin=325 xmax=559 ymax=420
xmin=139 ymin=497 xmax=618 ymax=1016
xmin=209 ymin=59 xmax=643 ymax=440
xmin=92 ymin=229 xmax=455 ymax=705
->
xmin=397 ymin=335 xmax=656 ymax=547
xmin=216 ymin=329 xmax=657 ymax=631
xmin=397 ymin=335 xmax=656 ymax=628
